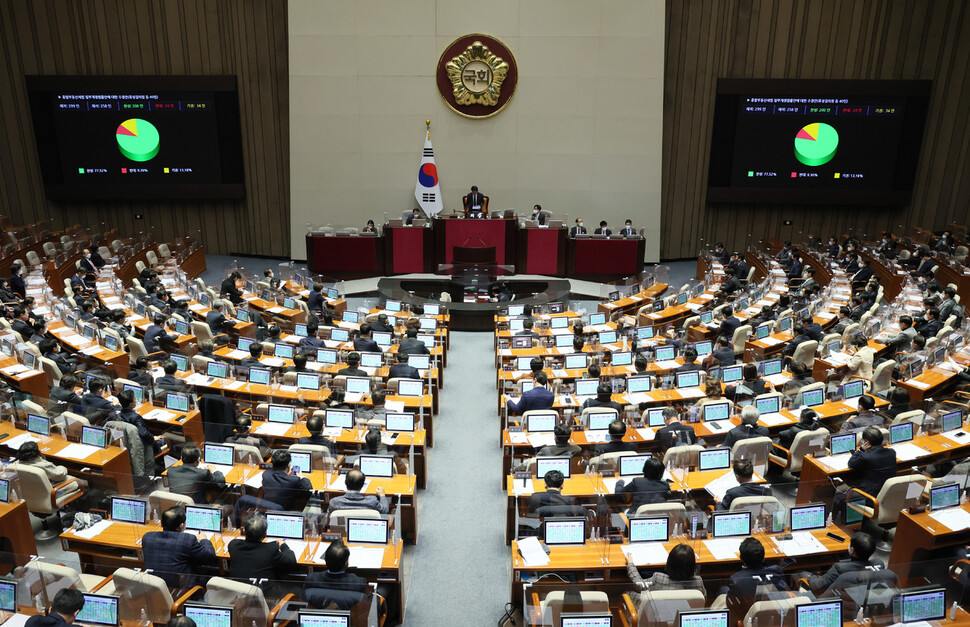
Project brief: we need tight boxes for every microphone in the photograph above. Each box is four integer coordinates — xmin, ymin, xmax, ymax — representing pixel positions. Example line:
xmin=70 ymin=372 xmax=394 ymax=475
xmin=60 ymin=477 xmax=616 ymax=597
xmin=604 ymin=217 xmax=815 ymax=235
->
xmin=476 ymin=237 xmax=486 ymax=247
xmin=462 ymin=236 xmax=472 ymax=246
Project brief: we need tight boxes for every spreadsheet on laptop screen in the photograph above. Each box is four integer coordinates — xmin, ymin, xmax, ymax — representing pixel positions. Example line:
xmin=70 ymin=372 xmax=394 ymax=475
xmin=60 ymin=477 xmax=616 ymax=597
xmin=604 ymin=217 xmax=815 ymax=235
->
xmin=184 ymin=604 xmax=232 ymax=627
xmin=185 ymin=506 xmax=222 ymax=532
xmin=790 ymin=504 xmax=826 ymax=531
xmin=628 ymin=516 xmax=668 ymax=543
xmin=930 ymin=483 xmax=960 ymax=511
xmin=676 ymin=371 xmax=700 ymax=388
xmin=204 ymin=444 xmax=234 ymax=466
xmin=890 ymin=422 xmax=914 ymax=444
xmin=527 ymin=413 xmax=557 ymax=432
xmin=249 ymin=368 xmax=273 ymax=385
xmin=722 ymin=365 xmax=743 ymax=382
xmin=385 ymin=413 xmax=415 ymax=432
xmin=712 ymin=512 xmax=750 ymax=537
xmin=646 ymin=408 xmax=666 ymax=427
xmin=266 ymin=513 xmax=304 ymax=539
xmin=267 ymin=404 xmax=295 ymax=423
xmin=802 ymin=388 xmax=825 ymax=407
xmin=0 ymin=479 xmax=8 ymax=504
xmin=359 ymin=455 xmax=394 ymax=477
xmin=942 ymin=411 xmax=963 ymax=432
xmin=536 ymin=457 xmax=571 ymax=478
xmin=655 ymin=346 xmax=676 ymax=361
xmin=795 ymin=601 xmax=843 ymax=627
xmin=166 ymin=393 xmax=190 ymax=412
xmin=0 ymin=581 xmax=14 ymax=612
xmin=289 ymin=452 xmax=311 ymax=474
xmin=111 ymin=498 xmax=147 ymax=524
xmin=560 ymin=614 xmax=612 ymax=627
xmin=703 ymin=402 xmax=731 ymax=422
xmin=830 ymin=433 xmax=856 ymax=456
xmin=678 ymin=610 xmax=729 ymax=627
xmin=544 ymin=518 xmax=586 ymax=545
xmin=298 ymin=610 xmax=350 ymax=627
xmin=76 ymin=594 xmax=118 ymax=626
xmin=699 ymin=448 xmax=730 ymax=471
xmin=325 ymin=410 xmax=354 ymax=429
xmin=761 ymin=359 xmax=783 ymax=376
xmin=565 ymin=354 xmax=587 ymax=369
xmin=899 ymin=589 xmax=946 ymax=623
xmin=347 ymin=517 xmax=389 ymax=544
xmin=619 ymin=455 xmax=650 ymax=477
xmin=81 ymin=426 xmax=107 ymax=448
xmin=755 ymin=395 xmax=780 ymax=414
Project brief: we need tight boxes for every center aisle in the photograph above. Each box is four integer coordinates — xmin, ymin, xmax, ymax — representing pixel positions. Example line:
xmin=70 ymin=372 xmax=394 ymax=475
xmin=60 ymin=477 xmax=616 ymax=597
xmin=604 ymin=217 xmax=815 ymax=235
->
xmin=403 ymin=331 xmax=508 ymax=625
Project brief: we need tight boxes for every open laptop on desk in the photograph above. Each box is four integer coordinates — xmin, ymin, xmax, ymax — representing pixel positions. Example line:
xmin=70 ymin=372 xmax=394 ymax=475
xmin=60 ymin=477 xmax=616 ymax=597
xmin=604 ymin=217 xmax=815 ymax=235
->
xmin=560 ymin=614 xmax=613 ymax=627
xmin=678 ymin=610 xmax=728 ymax=627
xmin=893 ymin=589 xmax=946 ymax=624
xmin=204 ymin=443 xmax=236 ymax=469
xmin=297 ymin=609 xmax=351 ymax=627
xmin=183 ymin=603 xmax=233 ymax=627
xmin=75 ymin=593 xmax=119 ymax=626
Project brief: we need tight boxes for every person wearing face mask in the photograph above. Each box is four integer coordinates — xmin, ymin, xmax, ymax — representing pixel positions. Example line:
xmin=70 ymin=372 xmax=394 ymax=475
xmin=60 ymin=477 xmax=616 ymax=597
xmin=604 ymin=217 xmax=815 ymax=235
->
xmin=79 ymin=248 xmax=99 ymax=275
xmin=570 ymin=217 xmax=587 ymax=237
xmin=826 ymin=236 xmax=840 ymax=258
xmin=531 ymin=204 xmax=546 ymax=225
xmin=263 ymin=268 xmax=280 ymax=290
xmin=8 ymin=263 xmax=26 ymax=299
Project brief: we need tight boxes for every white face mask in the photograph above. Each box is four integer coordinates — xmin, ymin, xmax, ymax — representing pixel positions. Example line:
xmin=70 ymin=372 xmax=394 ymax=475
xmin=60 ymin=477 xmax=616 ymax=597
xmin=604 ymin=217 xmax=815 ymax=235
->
xmin=578 ymin=222 xmax=583 ymax=227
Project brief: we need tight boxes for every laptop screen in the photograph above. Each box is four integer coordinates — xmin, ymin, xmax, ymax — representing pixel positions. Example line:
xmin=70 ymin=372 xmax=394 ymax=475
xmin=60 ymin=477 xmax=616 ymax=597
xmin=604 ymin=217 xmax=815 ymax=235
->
xmin=693 ymin=341 xmax=713 ymax=356
xmin=236 ymin=308 xmax=250 ymax=322
xmin=419 ymin=317 xmax=436 ymax=330
xmin=27 ymin=413 xmax=50 ymax=436
xmin=555 ymin=334 xmax=574 ymax=347
xmin=327 ymin=287 xmax=339 ymax=299
xmin=298 ymin=610 xmax=350 ymax=627
xmin=342 ymin=311 xmax=359 ymax=323
xmin=587 ymin=411 xmax=617 ymax=431
xmin=565 ymin=353 xmax=588 ymax=370
xmin=331 ymin=328 xmax=350 ymax=342
xmin=346 ymin=376 xmax=371 ymax=395
xmin=385 ymin=412 xmax=415 ymax=432
xmin=575 ymin=379 xmax=599 ymax=397
xmin=511 ymin=336 xmax=532 ymax=349
xmin=628 ymin=516 xmax=669 ymax=543
xmin=397 ymin=379 xmax=423 ymax=397
xmin=265 ymin=513 xmax=304 ymax=539
xmin=297 ymin=373 xmax=321 ymax=390
xmin=359 ymin=455 xmax=394 ymax=478
xmin=802 ymin=388 xmax=825 ymax=407
xmin=526 ymin=412 xmax=557 ymax=433
xmin=544 ymin=517 xmax=586 ymax=545
xmin=548 ymin=302 xmax=564 ymax=314
xmin=166 ymin=392 xmax=190 ymax=412
xmin=561 ymin=614 xmax=612 ymax=627
xmin=699 ymin=448 xmax=731 ymax=471
xmin=702 ymin=402 xmax=731 ymax=422
xmin=206 ymin=360 xmax=229 ymax=378
xmin=81 ymin=425 xmax=107 ymax=448
xmin=274 ymin=343 xmax=294 ymax=359
xmin=890 ymin=422 xmax=914 ymax=444
xmin=721 ymin=365 xmax=743 ymax=383
xmin=317 ymin=348 xmax=338 ymax=364
xmin=612 ymin=351 xmax=633 ymax=367
xmin=842 ymin=380 xmax=865 ymax=399
xmin=249 ymin=367 xmax=272 ymax=386
xmin=184 ymin=604 xmax=233 ymax=627
xmin=551 ymin=316 xmax=569 ymax=329
xmin=790 ymin=503 xmax=826 ymax=531
xmin=589 ymin=313 xmax=606 ymax=325
xmin=598 ymin=330 xmax=617 ymax=345
xmin=636 ymin=326 xmax=654 ymax=340
xmin=170 ymin=353 xmax=188 ymax=371
xmin=408 ymin=354 xmax=431 ymax=370
xmin=755 ymin=395 xmax=780 ymax=414
xmin=619 ymin=455 xmax=651 ymax=477
xmin=507 ymin=305 xmax=525 ymax=317
xmin=204 ymin=443 xmax=234 ymax=466
xmin=103 ymin=334 xmax=120 ymax=352
xmin=760 ymin=359 xmax=783 ymax=376
xmin=110 ymin=497 xmax=147 ymax=524
xmin=289 ymin=451 xmax=312 ymax=474
xmin=678 ymin=610 xmax=729 ymax=627
xmin=897 ymin=589 xmax=946 ymax=623
xmin=293 ymin=323 xmax=308 ymax=337
xmin=360 ymin=352 xmax=382 ymax=368
xmin=0 ymin=580 xmax=15 ymax=612
xmin=174 ymin=320 xmax=190 ymax=335
xmin=756 ymin=324 xmax=772 ymax=340
xmin=930 ymin=483 xmax=960 ymax=511
xmin=627 ymin=375 xmax=652 ymax=393
xmin=347 ymin=517 xmax=389 ymax=545
xmin=238 ymin=337 xmax=255 ymax=352
xmin=536 ymin=457 xmax=571 ymax=479
xmin=0 ymin=478 xmax=8 ymax=504
xmin=267 ymin=404 xmax=296 ymax=424
xmin=675 ymin=371 xmax=700 ymax=389
xmin=325 ymin=409 xmax=354 ymax=429
xmin=795 ymin=601 xmax=843 ymax=627
xmin=516 ymin=356 xmax=534 ymax=371
xmin=711 ymin=511 xmax=751 ymax=538
xmin=123 ymin=384 xmax=145 ymax=404
xmin=185 ymin=505 xmax=222 ymax=533
xmin=422 ymin=303 xmax=439 ymax=316
xmin=373 ymin=331 xmax=392 ymax=347
xmin=76 ymin=593 xmax=119 ymax=626
xmin=942 ymin=410 xmax=963 ymax=432
xmin=385 ymin=300 xmax=402 ymax=312
xmin=509 ymin=318 xmax=525 ymax=332
xmin=645 ymin=408 xmax=666 ymax=427
xmin=700 ymin=311 xmax=713 ymax=324
xmin=829 ymin=433 xmax=857 ymax=456
xmin=779 ymin=316 xmax=793 ymax=331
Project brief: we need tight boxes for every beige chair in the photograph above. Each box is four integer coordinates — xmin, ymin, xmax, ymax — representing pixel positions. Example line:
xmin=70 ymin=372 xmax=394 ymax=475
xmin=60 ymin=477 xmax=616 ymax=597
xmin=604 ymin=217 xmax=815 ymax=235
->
xmin=17 ymin=560 xmax=106 ymax=604
xmin=148 ymin=489 xmax=194 ymax=514
xmin=126 ymin=335 xmax=164 ymax=365
xmin=791 ymin=340 xmax=818 ymax=370
xmin=230 ymin=443 xmax=263 ymax=464
xmin=890 ymin=409 xmax=925 ymax=427
xmin=10 ymin=464 xmax=84 ymax=539
xmin=623 ymin=589 xmax=706 ymax=627
xmin=731 ymin=436 xmax=773 ymax=469
xmin=579 ymin=407 xmax=620 ymax=428
xmin=742 ymin=596 xmax=813 ymax=627
xmin=662 ymin=444 xmax=703 ymax=468
xmin=535 ymin=590 xmax=609 ymax=627
xmin=112 ymin=239 xmax=125 ymax=253
xmin=135 ymin=260 xmax=147 ymax=274
xmin=769 ymin=428 xmax=828 ymax=475
xmin=97 ymin=245 xmax=111 ymax=260
xmin=842 ymin=323 xmax=862 ymax=341
xmin=589 ymin=450 xmax=640 ymax=470
xmin=145 ymin=250 xmax=159 ymax=267
xmin=791 ymin=381 xmax=824 ymax=406
xmin=42 ymin=242 xmax=58 ymax=257
xmin=192 ymin=354 xmax=215 ymax=371
xmin=157 ymin=242 xmax=171 ymax=259
xmin=328 ymin=508 xmax=382 ymax=527
xmin=25 ymin=250 xmax=41 ymax=267
xmin=848 ymin=474 xmax=927 ymax=546
xmin=633 ymin=502 xmax=687 ymax=524
xmin=732 ymin=324 xmax=752 ymax=356
xmin=203 ymin=577 xmax=293 ymax=627
xmin=102 ymin=567 xmax=197 ymax=623
xmin=870 ymin=360 xmax=895 ymax=398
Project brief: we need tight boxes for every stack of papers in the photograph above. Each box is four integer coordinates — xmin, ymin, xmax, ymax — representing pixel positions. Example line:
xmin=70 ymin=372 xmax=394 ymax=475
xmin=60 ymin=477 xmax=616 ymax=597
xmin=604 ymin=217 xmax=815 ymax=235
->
xmin=636 ymin=427 xmax=655 ymax=441
xmin=827 ymin=352 xmax=850 ymax=365
xmin=624 ymin=393 xmax=652 ymax=405
xmin=759 ymin=413 xmax=791 ymax=427
xmin=79 ymin=346 xmax=103 ymax=356
xmin=656 ymin=360 xmax=681 ymax=370
xmin=584 ymin=431 xmax=610 ymax=443
xmin=144 ymin=408 xmax=176 ymax=422
xmin=705 ymin=471 xmax=740 ymax=500
xmin=601 ymin=477 xmax=620 ymax=493
xmin=517 ymin=536 xmax=550 ymax=567
xmin=254 ymin=422 xmax=292 ymax=436
xmin=262 ymin=358 xmax=285 ymax=367
xmin=223 ymin=380 xmax=245 ymax=390
xmin=225 ymin=349 xmax=249 ymax=359
xmin=704 ymin=420 xmax=733 ymax=434
xmin=817 ymin=454 xmax=852 ymax=472
xmin=765 ymin=373 xmax=790 ymax=386
xmin=773 ymin=531 xmax=827 ymax=556
xmin=527 ymin=433 xmax=556 ymax=448
xmin=184 ymin=373 xmax=210 ymax=386
xmin=905 ymin=379 xmax=931 ymax=389
xmin=941 ymin=430 xmax=970 ymax=445
xmin=511 ymin=478 xmax=534 ymax=496
xmin=928 ymin=507 xmax=970 ymax=531
xmin=348 ymin=546 xmax=385 ymax=569
xmin=4 ymin=433 xmax=41 ymax=450
xmin=508 ymin=432 xmax=528 ymax=444
xmin=267 ymin=306 xmax=286 ymax=314
xmin=891 ymin=442 xmax=930 ymax=462
xmin=677 ymin=386 xmax=705 ymax=398
xmin=0 ymin=364 xmax=27 ymax=376
xmin=622 ymin=542 xmax=669 ymax=565
xmin=704 ymin=537 xmax=744 ymax=560
xmin=58 ymin=443 xmax=101 ymax=460
xmin=761 ymin=337 xmax=784 ymax=346
xmin=243 ymin=472 xmax=264 ymax=488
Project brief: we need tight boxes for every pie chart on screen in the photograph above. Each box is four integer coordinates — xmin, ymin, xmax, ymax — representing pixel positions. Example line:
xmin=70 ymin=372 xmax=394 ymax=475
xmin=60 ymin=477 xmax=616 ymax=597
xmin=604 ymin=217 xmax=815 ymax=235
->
xmin=116 ymin=118 xmax=160 ymax=162
xmin=794 ymin=122 xmax=838 ymax=166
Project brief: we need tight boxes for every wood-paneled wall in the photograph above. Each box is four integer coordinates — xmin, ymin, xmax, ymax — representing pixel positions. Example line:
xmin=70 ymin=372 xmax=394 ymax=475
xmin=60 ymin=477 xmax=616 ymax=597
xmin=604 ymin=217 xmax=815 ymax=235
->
xmin=662 ymin=0 xmax=970 ymax=259
xmin=0 ymin=0 xmax=289 ymax=257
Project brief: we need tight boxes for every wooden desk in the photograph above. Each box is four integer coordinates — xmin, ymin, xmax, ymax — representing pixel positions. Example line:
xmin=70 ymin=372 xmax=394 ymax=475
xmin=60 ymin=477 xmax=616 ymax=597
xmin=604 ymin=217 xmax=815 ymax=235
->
xmin=0 ymin=422 xmax=134 ymax=494
xmin=0 ymin=500 xmax=38 ymax=573
xmin=136 ymin=404 xmax=205 ymax=445
xmin=282 ymin=280 xmax=347 ymax=316
xmin=0 ymin=357 xmax=48 ymax=400
xmin=597 ymin=284 xmax=669 ymax=317
xmin=889 ymin=502 xmax=970 ymax=586
xmin=47 ymin=321 xmax=130 ymax=379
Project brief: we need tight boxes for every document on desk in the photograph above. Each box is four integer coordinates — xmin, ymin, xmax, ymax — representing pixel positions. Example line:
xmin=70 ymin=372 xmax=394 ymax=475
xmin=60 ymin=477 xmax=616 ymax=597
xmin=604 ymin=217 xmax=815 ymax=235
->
xmin=941 ymin=430 xmax=970 ymax=445
xmin=817 ymin=454 xmax=852 ymax=472
xmin=79 ymin=345 xmax=103 ymax=356
xmin=184 ymin=373 xmax=210 ymax=387
xmin=704 ymin=471 xmax=740 ymax=500
xmin=527 ymin=433 xmax=556 ymax=448
xmin=4 ymin=433 xmax=41 ymax=450
xmin=684 ymin=302 xmax=704 ymax=311
xmin=508 ymin=432 xmax=528 ymax=445
xmin=552 ymin=369 xmax=569 ymax=379
xmin=677 ymin=387 xmax=705 ymax=398
xmin=929 ymin=507 xmax=970 ymax=532
xmin=517 ymin=536 xmax=550 ymax=567
xmin=283 ymin=539 xmax=309 ymax=559
xmin=243 ymin=471 xmax=264 ymax=488
xmin=348 ymin=546 xmax=385 ymax=569
xmin=58 ymin=443 xmax=101 ymax=460
xmin=621 ymin=542 xmax=669 ymax=566
xmin=322 ymin=427 xmax=345 ymax=438
xmin=704 ymin=538 xmax=744 ymax=560
xmin=891 ymin=442 xmax=930 ymax=462
xmin=0 ymin=613 xmax=31 ymax=627
xmin=225 ymin=349 xmax=249 ymax=360
xmin=624 ymin=393 xmax=652 ymax=405
xmin=765 ymin=373 xmax=790 ymax=386
xmin=704 ymin=420 xmax=733 ymax=434
xmin=267 ymin=306 xmax=286 ymax=314
xmin=584 ymin=431 xmax=610 ymax=443
xmin=554 ymin=346 xmax=575 ymax=355
xmin=636 ymin=427 xmax=655 ymax=441
xmin=499 ymin=349 xmax=513 ymax=357
xmin=601 ymin=478 xmax=620 ymax=494
xmin=345 ymin=392 xmax=364 ymax=403
xmin=760 ymin=337 xmax=784 ymax=346
xmin=254 ymin=422 xmax=292 ymax=436
xmin=558 ymin=395 xmax=576 ymax=406
xmin=70 ymin=519 xmax=114 ymax=540
xmin=384 ymin=400 xmax=405 ymax=413
xmin=905 ymin=379 xmax=931 ymax=389
xmin=262 ymin=357 xmax=285 ymax=368
xmin=188 ymin=303 xmax=206 ymax=311
xmin=827 ymin=352 xmax=850 ymax=365
xmin=773 ymin=531 xmax=827 ymax=556
xmin=656 ymin=360 xmax=681 ymax=370
xmin=511 ymin=478 xmax=534 ymax=497
xmin=0 ymin=364 xmax=28 ymax=376
xmin=759 ymin=413 xmax=791 ymax=427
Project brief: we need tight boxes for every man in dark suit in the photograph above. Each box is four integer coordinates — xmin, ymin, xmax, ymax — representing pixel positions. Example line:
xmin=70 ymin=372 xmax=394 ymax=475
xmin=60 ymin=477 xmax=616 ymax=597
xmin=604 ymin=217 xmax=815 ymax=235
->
xmin=614 ymin=457 xmax=671 ymax=514
xmin=723 ymin=406 xmax=770 ymax=450
xmin=718 ymin=304 xmax=742 ymax=341
xmin=261 ymin=449 xmax=312 ymax=509
xmin=10 ymin=307 xmax=32 ymax=339
xmin=405 ymin=207 xmax=421 ymax=225
xmin=8 ymin=263 xmax=26 ymax=299
xmin=839 ymin=396 xmax=884 ymax=433
xmin=581 ymin=382 xmax=624 ymax=413
xmin=50 ymin=374 xmax=84 ymax=414
xmin=336 ymin=352 xmax=368 ymax=377
xmin=78 ymin=248 xmax=99 ymax=275
xmin=916 ymin=307 xmax=942 ymax=338
xmin=803 ymin=532 xmax=882 ymax=593
xmin=846 ymin=427 xmax=897 ymax=500
xmin=655 ymin=407 xmax=696 ymax=451
xmin=802 ymin=314 xmax=824 ymax=342
xmin=708 ymin=336 xmax=736 ymax=367
xmin=527 ymin=469 xmax=578 ymax=514
xmin=304 ymin=540 xmax=370 ymax=609
xmin=781 ymin=322 xmax=812 ymax=358
xmin=619 ymin=220 xmax=636 ymax=236
xmin=297 ymin=414 xmax=335 ymax=454
xmin=826 ymin=236 xmax=840 ymax=258
xmin=388 ymin=351 xmax=420 ymax=380
xmin=155 ymin=359 xmax=187 ymax=393
xmin=530 ymin=204 xmax=546 ymax=225
xmin=239 ymin=342 xmax=264 ymax=370
xmin=787 ymin=253 xmax=803 ymax=282
xmin=326 ymin=469 xmax=389 ymax=515
xmin=220 ymin=271 xmax=243 ymax=304
xmin=715 ymin=458 xmax=772 ymax=510
xmin=38 ymin=339 xmax=77 ymax=379
xmin=144 ymin=314 xmax=176 ymax=354
xmin=594 ymin=420 xmax=638 ymax=455
xmin=733 ymin=253 xmax=750 ymax=283
xmin=141 ymin=507 xmax=217 ymax=588
xmin=911 ymin=250 xmax=935 ymax=279
xmin=939 ymin=286 xmax=958 ymax=323
xmin=717 ymin=537 xmax=788 ymax=596
xmin=537 ymin=423 xmax=582 ymax=457
xmin=398 ymin=327 xmax=430 ymax=356
xmin=298 ymin=324 xmax=327 ymax=351
xmin=370 ymin=313 xmax=395 ymax=333
xmin=851 ymin=258 xmax=874 ymax=285
xmin=675 ymin=347 xmax=703 ymax=373
xmin=227 ymin=514 xmax=297 ymax=593
xmin=80 ymin=377 xmax=118 ymax=424
xmin=515 ymin=318 xmax=542 ymax=339
xmin=353 ymin=323 xmax=381 ymax=353
xmin=719 ymin=267 xmax=742 ymax=296
xmin=205 ymin=301 xmax=230 ymax=335
xmin=506 ymin=372 xmax=555 ymax=416
xmin=167 ymin=445 xmax=227 ymax=503
xmin=883 ymin=315 xmax=917 ymax=352
xmin=594 ymin=220 xmax=612 ymax=236
xmin=463 ymin=185 xmax=485 ymax=216
xmin=308 ymin=283 xmax=326 ymax=314
xmin=712 ymin=242 xmax=729 ymax=264
xmin=569 ymin=218 xmax=587 ymax=237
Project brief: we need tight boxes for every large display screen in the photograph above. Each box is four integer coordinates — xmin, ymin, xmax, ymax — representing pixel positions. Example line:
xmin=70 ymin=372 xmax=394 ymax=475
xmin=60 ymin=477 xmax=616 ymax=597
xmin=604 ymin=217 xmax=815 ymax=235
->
xmin=26 ymin=75 xmax=244 ymax=199
xmin=708 ymin=79 xmax=931 ymax=205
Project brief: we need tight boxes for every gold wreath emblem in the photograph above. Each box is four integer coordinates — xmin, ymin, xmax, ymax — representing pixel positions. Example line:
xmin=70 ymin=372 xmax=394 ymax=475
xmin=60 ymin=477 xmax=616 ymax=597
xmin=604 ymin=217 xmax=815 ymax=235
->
xmin=445 ymin=41 xmax=509 ymax=106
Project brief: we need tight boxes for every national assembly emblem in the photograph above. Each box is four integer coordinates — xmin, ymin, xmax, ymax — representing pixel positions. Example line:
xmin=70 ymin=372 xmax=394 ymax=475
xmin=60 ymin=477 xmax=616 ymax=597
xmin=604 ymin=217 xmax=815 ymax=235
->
xmin=436 ymin=34 xmax=517 ymax=119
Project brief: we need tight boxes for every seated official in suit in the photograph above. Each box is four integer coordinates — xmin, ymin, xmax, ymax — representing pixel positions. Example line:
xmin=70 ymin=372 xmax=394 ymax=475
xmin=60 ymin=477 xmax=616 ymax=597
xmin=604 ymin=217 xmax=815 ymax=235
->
xmin=50 ymin=374 xmax=84 ymax=415
xmin=285 ymin=351 xmax=315 ymax=375
xmin=298 ymin=324 xmax=327 ymax=351
xmin=675 ymin=347 xmax=702 ymax=373
xmin=144 ymin=314 xmax=177 ymax=354
xmin=370 ymin=313 xmax=395 ymax=333
xmin=142 ymin=507 xmax=217 ymax=588
xmin=655 ymin=407 xmax=697 ymax=451
xmin=10 ymin=307 xmax=33 ymax=339
xmin=228 ymin=514 xmax=297 ymax=594
xmin=115 ymin=389 xmax=161 ymax=451
xmin=719 ymin=267 xmax=742 ymax=296
xmin=298 ymin=414 xmax=335 ymax=454
xmin=337 ymin=351 xmax=368 ymax=377
xmin=594 ymin=220 xmax=611 ymax=236
xmin=8 ymin=263 xmax=26 ymax=299
xmin=388 ymin=351 xmax=420 ymax=380
xmin=357 ymin=390 xmax=389 ymax=426
xmin=581 ymin=382 xmax=624 ymax=413
xmin=614 ymin=457 xmax=672 ymax=514
xmin=706 ymin=336 xmax=736 ymax=367
xmin=777 ymin=408 xmax=822 ymax=450
xmin=715 ymin=458 xmax=771 ymax=511
xmin=38 ymin=338 xmax=77 ymax=377
xmin=527 ymin=469 xmax=578 ymax=514
xmin=625 ymin=543 xmax=706 ymax=607
xmin=569 ymin=217 xmax=587 ymax=237
xmin=304 ymin=539 xmax=370 ymax=608
xmin=834 ymin=427 xmax=897 ymax=525
xmin=839 ymin=396 xmax=885 ymax=433
xmin=717 ymin=537 xmax=788 ymax=596
xmin=220 ymin=270 xmax=243 ymax=304
xmin=619 ymin=219 xmax=636 ymax=236
xmin=168 ymin=445 xmax=227 ymax=503
xmin=463 ymin=185 xmax=486 ymax=217
xmin=353 ymin=323 xmax=382 ymax=353
xmin=308 ymin=282 xmax=326 ymax=314
xmin=530 ymin=204 xmax=545 ymax=225
xmin=723 ymin=406 xmax=769 ymax=450
xmin=916 ymin=307 xmax=942 ymax=338
xmin=262 ymin=450 xmax=313 ymax=510
xmin=80 ymin=377 xmax=119 ymax=424
xmin=398 ymin=327 xmax=430 ymax=357
xmin=712 ymin=242 xmax=729 ymax=264
xmin=841 ymin=334 xmax=875 ymax=385
xmin=225 ymin=415 xmax=271 ymax=460
xmin=718 ymin=304 xmax=742 ymax=340
xmin=515 ymin=317 xmax=542 ymax=339
xmin=802 ymin=532 xmax=882 ymax=593
xmin=405 ymin=207 xmax=421 ymax=225
xmin=594 ymin=420 xmax=638 ymax=455
xmin=506 ymin=371 xmax=554 ymax=415
xmin=326 ymin=469 xmax=389 ymax=516
xmin=205 ymin=300 xmax=230 ymax=335
xmin=781 ymin=322 xmax=813 ymax=359
xmin=883 ymin=315 xmax=917 ymax=352
xmin=537 ymin=424 xmax=582 ymax=458
xmin=238 ymin=342 xmax=265 ymax=371
xmin=25 ymin=588 xmax=85 ymax=627
xmin=155 ymin=359 xmax=187 ymax=393
xmin=725 ymin=363 xmax=771 ymax=401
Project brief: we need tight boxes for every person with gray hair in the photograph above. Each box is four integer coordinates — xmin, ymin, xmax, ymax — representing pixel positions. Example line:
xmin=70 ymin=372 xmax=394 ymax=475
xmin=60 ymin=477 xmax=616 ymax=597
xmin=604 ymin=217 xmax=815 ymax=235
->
xmin=227 ymin=513 xmax=297 ymax=593
xmin=723 ymin=405 xmax=769 ymax=449
xmin=655 ymin=406 xmax=696 ymax=451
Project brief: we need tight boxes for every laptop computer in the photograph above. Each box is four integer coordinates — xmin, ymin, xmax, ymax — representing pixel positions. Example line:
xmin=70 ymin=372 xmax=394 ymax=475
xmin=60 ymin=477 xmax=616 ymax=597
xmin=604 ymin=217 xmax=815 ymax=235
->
xmin=347 ymin=517 xmax=389 ymax=545
xmin=894 ymin=589 xmax=946 ymax=624
xmin=183 ymin=603 xmax=233 ymax=627
xmin=678 ymin=610 xmax=728 ymax=627
xmin=265 ymin=512 xmax=305 ymax=540
xmin=710 ymin=511 xmax=751 ymax=538
xmin=543 ymin=517 xmax=586 ymax=546
xmin=185 ymin=505 xmax=223 ymax=533
xmin=890 ymin=422 xmax=914 ymax=445
xmin=76 ymin=593 xmax=119 ymax=626
xmin=536 ymin=457 xmax=571 ymax=479
xmin=204 ymin=443 xmax=235 ymax=466
xmin=110 ymin=496 xmax=148 ymax=524
xmin=789 ymin=503 xmax=826 ymax=532
xmin=698 ymin=448 xmax=731 ymax=471
xmin=930 ymin=483 xmax=961 ymax=511
xmin=829 ymin=433 xmax=857 ymax=456
xmin=628 ymin=516 xmax=669 ymax=543
xmin=526 ymin=412 xmax=558 ymax=433
xmin=359 ymin=455 xmax=394 ymax=478
xmin=618 ymin=454 xmax=651 ymax=477
xmin=795 ymin=601 xmax=843 ymax=627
